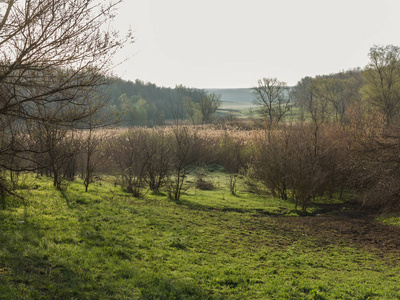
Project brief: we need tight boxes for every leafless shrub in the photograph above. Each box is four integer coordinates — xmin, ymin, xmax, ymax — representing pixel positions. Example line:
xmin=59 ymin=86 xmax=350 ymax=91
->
xmin=143 ymin=129 xmax=172 ymax=192
xmin=218 ymin=133 xmax=248 ymax=195
xmin=246 ymin=123 xmax=351 ymax=211
xmin=167 ymin=126 xmax=217 ymax=201
xmin=345 ymin=118 xmax=400 ymax=211
xmin=25 ymin=118 xmax=82 ymax=190
xmin=108 ymin=129 xmax=149 ymax=197
xmin=75 ymin=129 xmax=111 ymax=192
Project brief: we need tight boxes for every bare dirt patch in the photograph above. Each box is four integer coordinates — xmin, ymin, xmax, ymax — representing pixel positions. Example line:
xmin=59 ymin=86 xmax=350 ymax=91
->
xmin=271 ymin=203 xmax=400 ymax=259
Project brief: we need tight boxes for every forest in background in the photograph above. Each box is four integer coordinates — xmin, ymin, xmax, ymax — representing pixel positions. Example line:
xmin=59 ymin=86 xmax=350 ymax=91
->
xmin=106 ymin=79 xmax=226 ymax=126
xmin=104 ymin=66 xmax=362 ymax=127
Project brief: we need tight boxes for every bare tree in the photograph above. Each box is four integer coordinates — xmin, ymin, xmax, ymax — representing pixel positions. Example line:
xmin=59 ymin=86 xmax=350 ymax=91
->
xmin=80 ymin=96 xmax=116 ymax=192
xmin=253 ymin=78 xmax=292 ymax=129
xmin=219 ymin=133 xmax=246 ymax=195
xmin=183 ymin=96 xmax=199 ymax=124
xmin=108 ymin=130 xmax=150 ymax=197
xmin=247 ymin=126 xmax=292 ymax=200
xmin=81 ymin=128 xmax=109 ymax=192
xmin=168 ymin=96 xmax=186 ymax=125
xmin=199 ymin=93 xmax=221 ymax=124
xmin=345 ymin=122 xmax=400 ymax=211
xmin=362 ymin=45 xmax=400 ymax=126
xmin=0 ymin=0 xmax=129 ymax=121
xmin=0 ymin=0 xmax=130 ymax=196
xmin=168 ymin=127 xmax=215 ymax=201
xmin=143 ymin=130 xmax=171 ymax=192
xmin=25 ymin=103 xmax=83 ymax=189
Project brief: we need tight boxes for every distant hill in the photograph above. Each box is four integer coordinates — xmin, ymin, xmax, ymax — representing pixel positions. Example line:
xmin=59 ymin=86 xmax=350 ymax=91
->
xmin=206 ymin=88 xmax=256 ymax=111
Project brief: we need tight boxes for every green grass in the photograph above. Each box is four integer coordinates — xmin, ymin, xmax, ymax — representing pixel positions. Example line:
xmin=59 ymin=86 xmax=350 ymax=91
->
xmin=376 ymin=213 xmax=400 ymax=227
xmin=0 ymin=174 xmax=399 ymax=299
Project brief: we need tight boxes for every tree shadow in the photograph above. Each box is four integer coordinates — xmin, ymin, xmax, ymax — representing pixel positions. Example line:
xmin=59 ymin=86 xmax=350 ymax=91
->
xmin=0 ymin=209 xmax=215 ymax=299
xmin=178 ymin=198 xmax=280 ymax=215
xmin=59 ymin=189 xmax=72 ymax=208
xmin=0 ymin=216 xmax=82 ymax=298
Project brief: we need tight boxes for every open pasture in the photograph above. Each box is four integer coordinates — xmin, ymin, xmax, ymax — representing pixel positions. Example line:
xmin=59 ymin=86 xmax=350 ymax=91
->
xmin=0 ymin=174 xmax=399 ymax=299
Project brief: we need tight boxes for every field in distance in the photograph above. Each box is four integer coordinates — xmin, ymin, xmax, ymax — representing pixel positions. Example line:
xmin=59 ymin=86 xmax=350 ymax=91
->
xmin=207 ymin=88 xmax=256 ymax=112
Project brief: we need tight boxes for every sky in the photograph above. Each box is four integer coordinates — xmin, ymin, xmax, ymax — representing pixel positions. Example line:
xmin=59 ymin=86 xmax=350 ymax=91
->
xmin=111 ymin=0 xmax=400 ymax=89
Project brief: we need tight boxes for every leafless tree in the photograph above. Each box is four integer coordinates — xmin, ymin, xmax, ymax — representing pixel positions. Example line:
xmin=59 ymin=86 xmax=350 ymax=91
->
xmin=81 ymin=128 xmax=110 ymax=192
xmin=219 ymin=133 xmax=247 ymax=195
xmin=108 ymin=130 xmax=150 ymax=197
xmin=253 ymin=78 xmax=292 ymax=130
xmin=79 ymin=96 xmax=116 ymax=192
xmin=168 ymin=127 xmax=215 ymax=201
xmin=25 ymin=103 xmax=83 ymax=189
xmin=362 ymin=45 xmax=400 ymax=126
xmin=199 ymin=93 xmax=221 ymax=124
xmin=183 ymin=96 xmax=199 ymax=124
xmin=345 ymin=122 xmax=400 ymax=211
xmin=0 ymin=0 xmax=129 ymax=121
xmin=285 ymin=124 xmax=332 ymax=210
xmin=143 ymin=130 xmax=172 ymax=192
xmin=246 ymin=123 xmax=350 ymax=211
xmin=0 ymin=0 xmax=130 ymax=195
xmin=247 ymin=126 xmax=292 ymax=200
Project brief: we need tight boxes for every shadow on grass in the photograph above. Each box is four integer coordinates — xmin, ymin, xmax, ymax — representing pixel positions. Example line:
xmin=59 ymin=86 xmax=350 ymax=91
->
xmin=0 ymin=210 xmax=214 ymax=299
xmin=0 ymin=218 xmax=83 ymax=298
xmin=307 ymin=199 xmax=364 ymax=218
xmin=134 ymin=273 xmax=214 ymax=300
xmin=178 ymin=198 xmax=281 ymax=216
xmin=60 ymin=189 xmax=72 ymax=208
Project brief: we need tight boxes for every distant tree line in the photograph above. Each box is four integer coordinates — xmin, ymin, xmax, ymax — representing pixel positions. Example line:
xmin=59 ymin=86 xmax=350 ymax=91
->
xmin=105 ymin=78 xmax=221 ymax=126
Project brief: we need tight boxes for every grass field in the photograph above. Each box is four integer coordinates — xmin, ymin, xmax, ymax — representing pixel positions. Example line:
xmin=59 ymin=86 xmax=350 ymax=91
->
xmin=1 ymin=173 xmax=400 ymax=299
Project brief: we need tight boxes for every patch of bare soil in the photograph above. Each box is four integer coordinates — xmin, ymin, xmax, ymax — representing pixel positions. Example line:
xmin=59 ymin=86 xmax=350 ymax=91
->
xmin=272 ymin=203 xmax=400 ymax=259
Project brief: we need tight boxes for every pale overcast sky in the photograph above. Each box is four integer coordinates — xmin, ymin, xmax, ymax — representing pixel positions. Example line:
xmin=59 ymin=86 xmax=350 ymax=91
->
xmin=112 ymin=0 xmax=400 ymax=88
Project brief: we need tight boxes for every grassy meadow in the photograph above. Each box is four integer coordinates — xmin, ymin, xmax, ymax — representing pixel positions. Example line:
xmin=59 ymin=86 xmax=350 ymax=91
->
xmin=0 ymin=172 xmax=400 ymax=299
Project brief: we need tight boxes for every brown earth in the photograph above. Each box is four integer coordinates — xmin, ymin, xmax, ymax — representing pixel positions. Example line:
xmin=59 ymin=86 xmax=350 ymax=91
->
xmin=183 ymin=199 xmax=400 ymax=260
xmin=269 ymin=203 xmax=400 ymax=260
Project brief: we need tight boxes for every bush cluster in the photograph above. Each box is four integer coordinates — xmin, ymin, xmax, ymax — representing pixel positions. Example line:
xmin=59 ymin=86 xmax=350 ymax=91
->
xmin=2 ymin=113 xmax=400 ymax=212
